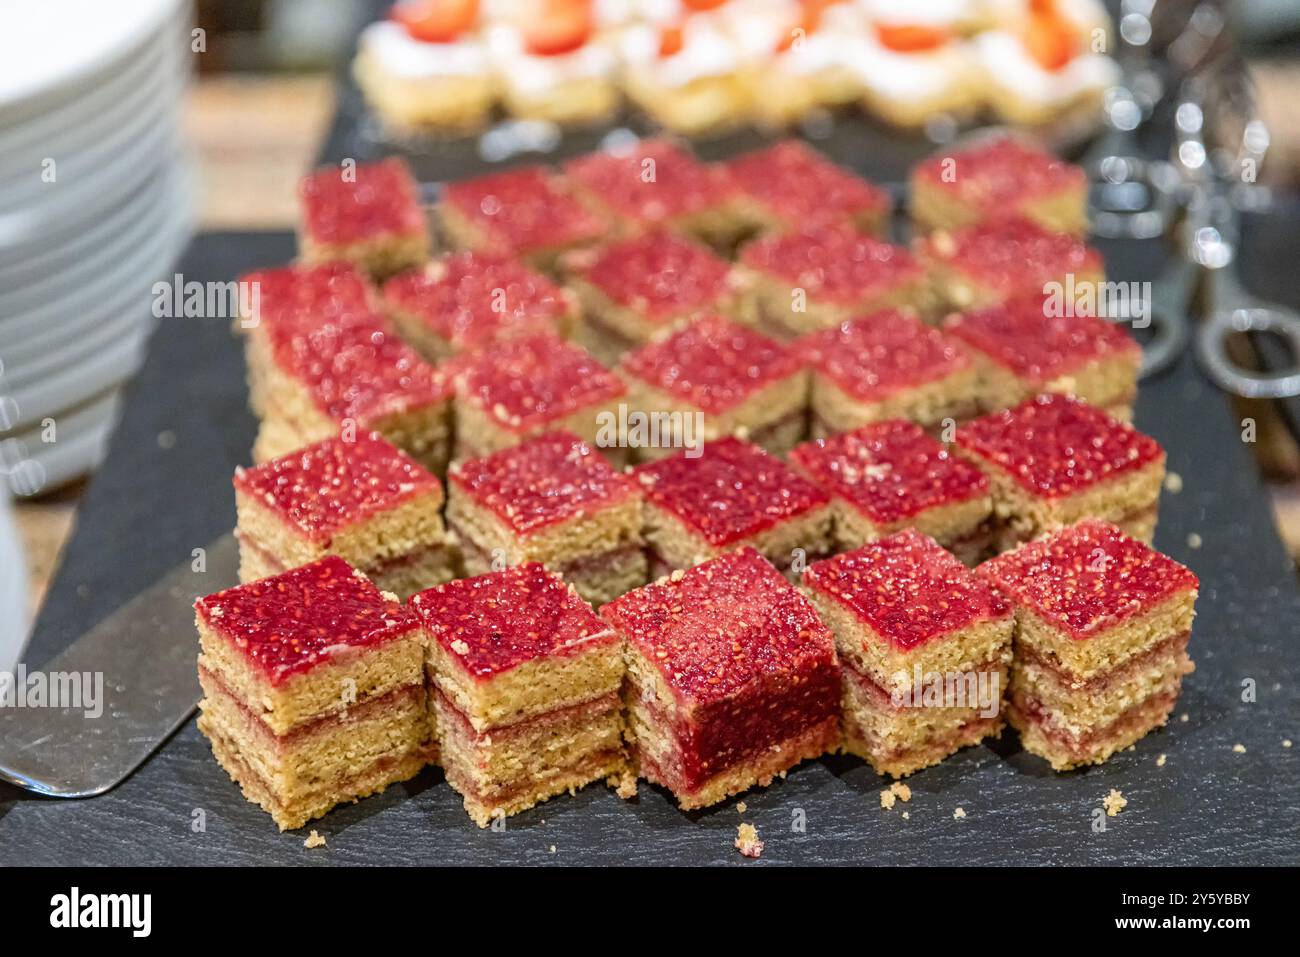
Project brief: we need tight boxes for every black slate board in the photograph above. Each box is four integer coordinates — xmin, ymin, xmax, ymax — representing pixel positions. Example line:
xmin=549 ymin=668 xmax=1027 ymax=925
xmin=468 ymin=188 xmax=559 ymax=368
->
xmin=4 ymin=224 xmax=1298 ymax=866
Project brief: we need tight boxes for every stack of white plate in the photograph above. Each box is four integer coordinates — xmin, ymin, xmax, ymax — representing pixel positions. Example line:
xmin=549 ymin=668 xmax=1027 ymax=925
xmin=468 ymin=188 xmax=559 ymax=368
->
xmin=0 ymin=0 xmax=194 ymax=496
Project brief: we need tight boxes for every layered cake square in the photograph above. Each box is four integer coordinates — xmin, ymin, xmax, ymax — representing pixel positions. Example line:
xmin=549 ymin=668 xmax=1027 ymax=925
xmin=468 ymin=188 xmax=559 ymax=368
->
xmin=298 ymin=157 xmax=430 ymax=280
xmin=450 ymin=333 xmax=627 ymax=461
xmin=910 ymin=136 xmax=1090 ymax=236
xmin=798 ymin=311 xmax=980 ymax=436
xmin=563 ymin=138 xmax=747 ymax=248
xmin=634 ymin=436 xmax=833 ymax=578
xmin=412 ymin=563 xmax=630 ymax=826
xmin=602 ymin=547 xmax=841 ymax=809
xmin=944 ymin=295 xmax=1142 ymax=419
xmin=739 ymin=225 xmax=929 ymax=339
xmin=234 ymin=432 xmax=457 ymax=600
xmin=440 ymin=165 xmax=606 ymax=271
xmin=727 ymin=140 xmax=891 ymax=236
xmin=789 ymin=422 xmax=993 ymax=562
xmin=564 ymin=231 xmax=742 ymax=364
xmin=955 ymin=394 xmax=1165 ymax=546
xmin=617 ymin=314 xmax=808 ymax=458
xmin=918 ymin=217 xmax=1105 ymax=312
xmin=979 ymin=520 xmax=1199 ymax=770
xmin=195 ymin=556 xmax=431 ymax=831
xmin=382 ymin=250 xmax=577 ymax=362
xmin=803 ymin=530 xmax=1014 ymax=778
xmin=446 ymin=431 xmax=646 ymax=606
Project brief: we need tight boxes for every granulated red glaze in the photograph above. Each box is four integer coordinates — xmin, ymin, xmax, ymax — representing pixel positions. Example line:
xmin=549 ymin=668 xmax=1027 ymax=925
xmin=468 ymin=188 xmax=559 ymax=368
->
xmin=945 ymin=295 xmax=1140 ymax=382
xmin=728 ymin=140 xmax=889 ymax=227
xmin=913 ymin=136 xmax=1086 ymax=208
xmin=272 ymin=322 xmax=449 ymax=426
xmin=411 ymin=562 xmax=616 ymax=680
xmin=564 ymin=139 xmax=739 ymax=225
xmin=234 ymin=432 xmax=441 ymax=542
xmin=635 ymin=436 xmax=829 ymax=546
xmin=955 ymin=394 xmax=1163 ymax=498
xmin=741 ymin=225 xmax=922 ymax=304
xmin=454 ymin=333 xmax=626 ymax=430
xmin=790 ymin=421 xmax=988 ymax=524
xmin=576 ymin=231 xmax=732 ymax=321
xmin=450 ymin=431 xmax=638 ymax=534
xmin=620 ymin=314 xmax=800 ymax=413
xmin=920 ymin=218 xmax=1103 ymax=297
xmin=799 ymin=311 xmax=970 ymax=400
xmin=442 ymin=166 xmax=605 ymax=255
xmin=196 ymin=555 xmax=414 ymax=684
xmin=977 ymin=519 xmax=1199 ymax=640
xmin=383 ymin=251 xmax=571 ymax=351
xmin=805 ymin=529 xmax=1010 ymax=649
xmin=299 ymin=158 xmax=426 ymax=245
xmin=239 ymin=262 xmax=378 ymax=336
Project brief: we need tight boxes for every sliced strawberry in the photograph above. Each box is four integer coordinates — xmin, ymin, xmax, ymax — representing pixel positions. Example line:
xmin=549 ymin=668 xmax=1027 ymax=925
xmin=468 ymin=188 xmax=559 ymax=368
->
xmin=1022 ymin=10 xmax=1076 ymax=71
xmin=682 ymin=0 xmax=729 ymax=10
xmin=659 ymin=24 xmax=685 ymax=58
xmin=521 ymin=0 xmax=594 ymax=56
xmin=391 ymin=0 xmax=479 ymax=43
xmin=874 ymin=23 xmax=953 ymax=53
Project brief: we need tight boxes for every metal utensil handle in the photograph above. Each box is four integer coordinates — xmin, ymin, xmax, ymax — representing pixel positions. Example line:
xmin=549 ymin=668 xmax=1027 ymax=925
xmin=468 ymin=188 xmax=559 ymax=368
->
xmin=1195 ymin=306 xmax=1300 ymax=400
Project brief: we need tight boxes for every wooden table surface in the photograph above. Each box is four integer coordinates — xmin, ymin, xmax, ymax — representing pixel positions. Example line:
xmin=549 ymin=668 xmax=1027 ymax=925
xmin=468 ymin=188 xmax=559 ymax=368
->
xmin=14 ymin=69 xmax=1300 ymax=633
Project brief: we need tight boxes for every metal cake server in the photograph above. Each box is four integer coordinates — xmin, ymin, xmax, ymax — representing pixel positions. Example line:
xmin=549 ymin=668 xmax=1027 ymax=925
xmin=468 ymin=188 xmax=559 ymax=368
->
xmin=0 ymin=533 xmax=236 ymax=797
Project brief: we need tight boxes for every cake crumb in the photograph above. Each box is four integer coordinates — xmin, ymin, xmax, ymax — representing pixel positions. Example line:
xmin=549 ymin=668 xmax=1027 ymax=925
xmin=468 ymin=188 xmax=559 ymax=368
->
xmin=1179 ymin=713 xmax=1189 ymax=723
xmin=1103 ymin=789 xmax=1127 ymax=817
xmin=549 ymin=845 xmax=557 ymax=854
xmin=304 ymin=830 xmax=326 ymax=848
xmin=1163 ymin=471 xmax=1183 ymax=493
xmin=880 ymin=789 xmax=897 ymax=810
xmin=1284 ymin=739 xmax=1293 ymax=749
xmin=735 ymin=823 xmax=764 ymax=859
xmin=1187 ymin=532 xmax=1202 ymax=549
xmin=902 ymin=811 xmax=910 ymax=820
xmin=735 ymin=801 xmax=747 ymax=814
xmin=451 ymin=639 xmax=470 ymax=655
xmin=953 ymin=807 xmax=966 ymax=820
xmin=1156 ymin=754 xmax=1167 ymax=767
xmin=890 ymin=782 xmax=912 ymax=802
xmin=1232 ymin=743 xmax=1246 ymax=753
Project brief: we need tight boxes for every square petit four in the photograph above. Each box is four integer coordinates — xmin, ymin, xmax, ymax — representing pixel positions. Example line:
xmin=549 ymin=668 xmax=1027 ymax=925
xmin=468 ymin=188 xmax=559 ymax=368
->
xmin=917 ymin=217 xmax=1105 ymax=312
xmin=804 ymin=530 xmax=1014 ymax=777
xmin=446 ymin=431 xmax=646 ymax=606
xmin=727 ymin=140 xmax=891 ymax=236
xmin=633 ymin=436 xmax=833 ymax=578
xmin=234 ymin=432 xmax=457 ymax=600
xmin=564 ymin=231 xmax=742 ymax=364
xmin=799 ymin=311 xmax=980 ymax=436
xmin=790 ymin=421 xmax=992 ymax=562
xmin=944 ymin=295 xmax=1142 ymax=420
xmin=440 ymin=165 xmax=606 ymax=271
xmin=910 ymin=135 xmax=1090 ymax=236
xmin=298 ymin=158 xmax=430 ymax=281
xmin=412 ymin=562 xmax=630 ymax=826
xmin=382 ymin=250 xmax=577 ymax=362
xmin=602 ymin=546 xmax=841 ymax=809
xmin=196 ymin=556 xmax=431 ymax=830
xmin=739 ymin=225 xmax=929 ymax=339
xmin=617 ymin=314 xmax=808 ymax=458
xmin=955 ymin=394 xmax=1165 ymax=547
xmin=979 ymin=520 xmax=1198 ymax=770
xmin=450 ymin=333 xmax=628 ymax=462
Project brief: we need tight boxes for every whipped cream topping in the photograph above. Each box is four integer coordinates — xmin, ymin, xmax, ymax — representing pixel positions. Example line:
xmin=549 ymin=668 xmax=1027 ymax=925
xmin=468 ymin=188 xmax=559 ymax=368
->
xmin=976 ymin=29 xmax=1119 ymax=106
xmin=487 ymin=24 xmax=619 ymax=95
xmin=360 ymin=21 xmax=489 ymax=77
xmin=622 ymin=20 xmax=741 ymax=86
xmin=854 ymin=32 xmax=977 ymax=100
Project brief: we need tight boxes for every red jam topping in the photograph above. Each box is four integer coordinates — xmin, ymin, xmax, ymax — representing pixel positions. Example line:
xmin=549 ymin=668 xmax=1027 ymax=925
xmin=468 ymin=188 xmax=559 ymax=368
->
xmin=564 ymin=139 xmax=739 ymax=226
xmin=799 ymin=311 xmax=969 ymax=401
xmin=921 ymin=218 xmax=1103 ymax=298
xmin=727 ymin=140 xmax=889 ymax=228
xmin=620 ymin=314 xmax=800 ymax=413
xmin=299 ymin=158 xmax=426 ymax=246
xmin=196 ymin=556 xmax=414 ymax=685
xmin=790 ymin=421 xmax=988 ymax=525
xmin=977 ymin=519 xmax=1199 ymax=640
xmin=914 ymin=136 xmax=1086 ymax=208
xmin=945 ymin=295 xmax=1140 ymax=384
xmin=234 ymin=432 xmax=441 ymax=543
xmin=239 ymin=263 xmax=378 ymax=336
xmin=575 ymin=231 xmax=732 ymax=322
xmin=411 ymin=562 xmax=615 ymax=680
xmin=272 ymin=321 xmax=449 ymax=427
xmin=956 ymin=394 xmax=1164 ymax=499
xmin=442 ymin=166 xmax=605 ymax=255
xmin=454 ymin=333 xmax=626 ymax=431
xmin=383 ymin=251 xmax=571 ymax=351
xmin=634 ymin=436 xmax=829 ymax=546
xmin=741 ymin=225 xmax=922 ymax=305
xmin=804 ymin=529 xmax=1010 ymax=649
xmin=450 ymin=431 xmax=638 ymax=534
